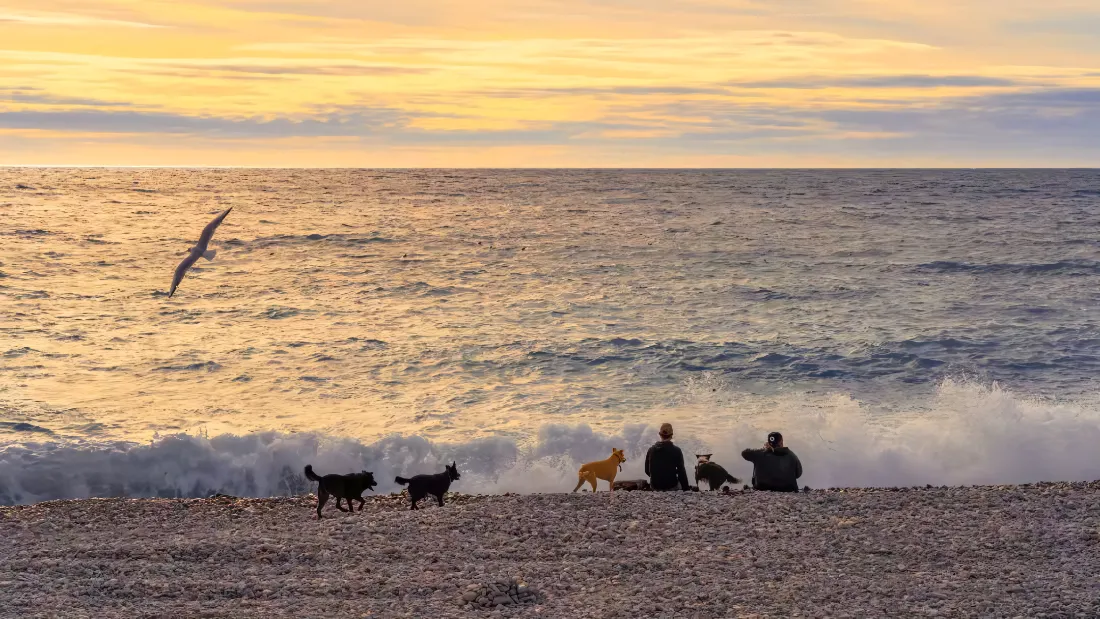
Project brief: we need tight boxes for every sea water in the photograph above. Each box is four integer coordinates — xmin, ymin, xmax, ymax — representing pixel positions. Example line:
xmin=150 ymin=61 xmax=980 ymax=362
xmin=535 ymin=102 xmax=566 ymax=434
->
xmin=2 ymin=168 xmax=1099 ymax=503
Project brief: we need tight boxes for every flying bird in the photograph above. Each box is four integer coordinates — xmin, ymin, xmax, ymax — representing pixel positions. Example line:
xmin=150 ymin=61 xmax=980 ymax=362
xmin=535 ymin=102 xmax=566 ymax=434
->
xmin=168 ymin=207 xmax=232 ymax=298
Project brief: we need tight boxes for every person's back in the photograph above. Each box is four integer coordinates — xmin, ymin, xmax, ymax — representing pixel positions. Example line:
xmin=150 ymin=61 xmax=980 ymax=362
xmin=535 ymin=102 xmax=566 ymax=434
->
xmin=645 ymin=423 xmax=690 ymax=491
xmin=741 ymin=431 xmax=801 ymax=492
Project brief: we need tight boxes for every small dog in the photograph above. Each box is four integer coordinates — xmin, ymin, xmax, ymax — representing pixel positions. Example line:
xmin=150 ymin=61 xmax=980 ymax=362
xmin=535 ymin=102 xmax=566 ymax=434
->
xmin=304 ymin=464 xmax=378 ymax=519
xmin=573 ymin=448 xmax=626 ymax=492
xmin=395 ymin=461 xmax=460 ymax=510
xmin=612 ymin=479 xmax=651 ymax=491
xmin=694 ymin=454 xmax=741 ymax=491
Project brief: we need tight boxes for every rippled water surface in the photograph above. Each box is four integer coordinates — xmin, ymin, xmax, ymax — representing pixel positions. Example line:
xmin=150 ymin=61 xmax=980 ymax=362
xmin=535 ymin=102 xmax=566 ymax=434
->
xmin=3 ymin=169 xmax=1100 ymax=502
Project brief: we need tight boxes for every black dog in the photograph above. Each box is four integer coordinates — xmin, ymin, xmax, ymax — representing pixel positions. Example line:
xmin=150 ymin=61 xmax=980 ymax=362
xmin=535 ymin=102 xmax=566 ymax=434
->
xmin=395 ymin=461 xmax=460 ymax=510
xmin=304 ymin=464 xmax=378 ymax=519
xmin=694 ymin=454 xmax=741 ymax=491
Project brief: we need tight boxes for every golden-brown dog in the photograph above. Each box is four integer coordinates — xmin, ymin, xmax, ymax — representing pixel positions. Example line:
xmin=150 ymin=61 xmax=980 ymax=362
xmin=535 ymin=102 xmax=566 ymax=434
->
xmin=572 ymin=448 xmax=626 ymax=492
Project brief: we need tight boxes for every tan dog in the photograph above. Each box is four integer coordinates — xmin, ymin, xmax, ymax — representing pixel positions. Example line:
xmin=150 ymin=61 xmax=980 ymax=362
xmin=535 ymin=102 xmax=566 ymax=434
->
xmin=572 ymin=448 xmax=626 ymax=492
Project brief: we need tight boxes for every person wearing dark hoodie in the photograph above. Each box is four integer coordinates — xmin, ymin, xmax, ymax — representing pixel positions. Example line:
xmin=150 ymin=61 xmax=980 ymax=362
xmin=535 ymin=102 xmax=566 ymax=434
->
xmin=645 ymin=423 xmax=691 ymax=491
xmin=741 ymin=431 xmax=802 ymax=492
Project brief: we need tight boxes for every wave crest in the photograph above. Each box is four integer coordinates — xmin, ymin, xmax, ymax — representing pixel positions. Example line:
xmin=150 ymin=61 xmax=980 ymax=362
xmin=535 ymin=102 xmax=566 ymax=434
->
xmin=2 ymin=381 xmax=1098 ymax=505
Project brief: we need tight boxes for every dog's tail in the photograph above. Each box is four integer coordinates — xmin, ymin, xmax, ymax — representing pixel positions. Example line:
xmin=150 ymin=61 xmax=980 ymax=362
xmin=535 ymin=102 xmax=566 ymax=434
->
xmin=726 ymin=473 xmax=742 ymax=485
xmin=304 ymin=464 xmax=322 ymax=482
xmin=394 ymin=476 xmax=410 ymax=486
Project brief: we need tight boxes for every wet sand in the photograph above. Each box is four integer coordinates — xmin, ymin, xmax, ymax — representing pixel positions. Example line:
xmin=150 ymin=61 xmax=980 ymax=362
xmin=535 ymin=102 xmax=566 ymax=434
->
xmin=2 ymin=483 xmax=1099 ymax=618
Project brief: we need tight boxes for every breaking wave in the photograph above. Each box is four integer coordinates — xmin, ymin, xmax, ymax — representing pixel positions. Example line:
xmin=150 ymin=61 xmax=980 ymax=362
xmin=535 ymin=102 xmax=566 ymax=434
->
xmin=2 ymin=380 xmax=1099 ymax=505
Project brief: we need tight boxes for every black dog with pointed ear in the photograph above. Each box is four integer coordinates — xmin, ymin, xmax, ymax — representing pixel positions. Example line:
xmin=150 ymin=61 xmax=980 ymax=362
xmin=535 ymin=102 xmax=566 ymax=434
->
xmin=304 ymin=465 xmax=377 ymax=519
xmin=694 ymin=454 xmax=741 ymax=491
xmin=395 ymin=461 xmax=461 ymax=510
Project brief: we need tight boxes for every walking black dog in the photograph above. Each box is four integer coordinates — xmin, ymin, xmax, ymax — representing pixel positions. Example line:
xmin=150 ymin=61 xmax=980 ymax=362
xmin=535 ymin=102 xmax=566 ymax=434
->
xmin=395 ymin=461 xmax=460 ymax=510
xmin=304 ymin=464 xmax=378 ymax=519
xmin=694 ymin=454 xmax=741 ymax=491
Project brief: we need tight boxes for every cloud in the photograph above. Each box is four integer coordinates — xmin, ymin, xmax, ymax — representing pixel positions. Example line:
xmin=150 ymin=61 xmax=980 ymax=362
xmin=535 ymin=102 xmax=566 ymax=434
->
xmin=0 ymin=11 xmax=163 ymax=28
xmin=5 ymin=85 xmax=1098 ymax=153
xmin=816 ymin=87 xmax=1100 ymax=146
xmin=730 ymin=75 xmax=1025 ymax=89
xmin=0 ymin=108 xmax=412 ymax=138
xmin=1 ymin=88 xmax=134 ymax=108
xmin=476 ymin=85 xmax=733 ymax=98
xmin=1005 ymin=14 xmax=1100 ymax=38
xmin=160 ymin=64 xmax=433 ymax=77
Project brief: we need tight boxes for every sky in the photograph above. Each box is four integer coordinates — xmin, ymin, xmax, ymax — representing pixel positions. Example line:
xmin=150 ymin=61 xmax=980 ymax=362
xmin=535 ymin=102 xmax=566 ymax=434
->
xmin=1 ymin=0 xmax=1099 ymax=167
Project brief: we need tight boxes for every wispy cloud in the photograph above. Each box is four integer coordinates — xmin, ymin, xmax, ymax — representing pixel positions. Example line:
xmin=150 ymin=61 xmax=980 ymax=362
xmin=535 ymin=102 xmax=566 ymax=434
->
xmin=159 ymin=63 xmax=433 ymax=77
xmin=0 ymin=108 xmax=411 ymax=137
xmin=1 ymin=87 xmax=134 ymax=108
xmin=0 ymin=10 xmax=164 ymax=28
xmin=730 ymin=75 xmax=1027 ymax=89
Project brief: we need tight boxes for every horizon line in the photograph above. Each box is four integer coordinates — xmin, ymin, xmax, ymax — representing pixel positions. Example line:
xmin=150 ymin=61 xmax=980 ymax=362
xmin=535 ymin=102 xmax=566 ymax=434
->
xmin=2 ymin=165 xmax=1099 ymax=170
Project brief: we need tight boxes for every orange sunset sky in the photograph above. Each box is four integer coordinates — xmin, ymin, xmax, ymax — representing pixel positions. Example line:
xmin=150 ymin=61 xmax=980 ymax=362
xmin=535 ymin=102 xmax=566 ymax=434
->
xmin=1 ymin=0 xmax=1099 ymax=167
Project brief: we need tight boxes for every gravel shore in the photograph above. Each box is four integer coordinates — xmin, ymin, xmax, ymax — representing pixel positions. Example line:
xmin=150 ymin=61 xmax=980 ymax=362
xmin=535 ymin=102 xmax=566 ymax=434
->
xmin=3 ymin=483 xmax=1099 ymax=618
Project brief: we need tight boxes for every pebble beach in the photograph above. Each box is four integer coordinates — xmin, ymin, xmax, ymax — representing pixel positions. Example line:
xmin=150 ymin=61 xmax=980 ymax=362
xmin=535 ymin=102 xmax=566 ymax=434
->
xmin=3 ymin=483 xmax=1099 ymax=618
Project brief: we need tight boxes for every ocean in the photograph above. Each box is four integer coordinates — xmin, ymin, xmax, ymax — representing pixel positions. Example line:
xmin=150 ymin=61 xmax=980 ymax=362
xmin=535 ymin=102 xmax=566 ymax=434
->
xmin=2 ymin=168 xmax=1100 ymax=504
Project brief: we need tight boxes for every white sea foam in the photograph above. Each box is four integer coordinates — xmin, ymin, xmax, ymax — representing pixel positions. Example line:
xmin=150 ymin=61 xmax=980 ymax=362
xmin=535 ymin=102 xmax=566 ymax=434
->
xmin=3 ymin=380 xmax=1098 ymax=504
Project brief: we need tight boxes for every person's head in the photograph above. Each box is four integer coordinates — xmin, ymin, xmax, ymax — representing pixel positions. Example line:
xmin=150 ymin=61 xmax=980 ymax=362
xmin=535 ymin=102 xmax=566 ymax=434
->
xmin=767 ymin=431 xmax=784 ymax=449
xmin=658 ymin=423 xmax=674 ymax=441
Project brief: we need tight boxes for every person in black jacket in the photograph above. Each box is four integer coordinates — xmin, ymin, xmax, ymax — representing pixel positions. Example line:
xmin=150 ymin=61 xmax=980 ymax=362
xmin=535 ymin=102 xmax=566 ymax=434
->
xmin=741 ymin=431 xmax=802 ymax=492
xmin=645 ymin=423 xmax=691 ymax=491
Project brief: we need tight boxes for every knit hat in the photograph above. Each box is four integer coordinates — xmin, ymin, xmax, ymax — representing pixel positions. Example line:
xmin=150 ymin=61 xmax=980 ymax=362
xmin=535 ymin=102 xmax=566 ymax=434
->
xmin=767 ymin=431 xmax=783 ymax=446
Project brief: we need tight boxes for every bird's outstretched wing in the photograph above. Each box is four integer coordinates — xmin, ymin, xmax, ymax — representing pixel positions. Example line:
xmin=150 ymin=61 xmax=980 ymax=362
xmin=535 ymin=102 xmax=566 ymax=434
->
xmin=169 ymin=251 xmax=199 ymax=298
xmin=197 ymin=207 xmax=233 ymax=248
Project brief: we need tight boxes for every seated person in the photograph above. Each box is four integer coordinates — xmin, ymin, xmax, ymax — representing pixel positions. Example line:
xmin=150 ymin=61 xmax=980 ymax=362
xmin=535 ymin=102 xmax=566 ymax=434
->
xmin=741 ymin=431 xmax=802 ymax=492
xmin=645 ymin=423 xmax=691 ymax=491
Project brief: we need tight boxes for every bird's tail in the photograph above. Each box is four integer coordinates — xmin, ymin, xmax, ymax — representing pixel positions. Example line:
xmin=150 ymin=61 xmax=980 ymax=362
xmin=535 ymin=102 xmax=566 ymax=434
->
xmin=202 ymin=248 xmax=217 ymax=261
xmin=394 ymin=476 xmax=410 ymax=486
xmin=304 ymin=465 xmax=321 ymax=482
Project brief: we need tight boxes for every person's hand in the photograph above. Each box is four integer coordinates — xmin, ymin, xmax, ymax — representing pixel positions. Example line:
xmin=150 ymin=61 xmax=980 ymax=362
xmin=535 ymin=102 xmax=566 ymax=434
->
xmin=764 ymin=443 xmax=773 ymax=451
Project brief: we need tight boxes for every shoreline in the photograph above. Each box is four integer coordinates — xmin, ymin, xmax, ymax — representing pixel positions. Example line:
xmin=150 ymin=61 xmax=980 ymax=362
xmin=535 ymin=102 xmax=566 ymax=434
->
xmin=3 ymin=482 xmax=1099 ymax=618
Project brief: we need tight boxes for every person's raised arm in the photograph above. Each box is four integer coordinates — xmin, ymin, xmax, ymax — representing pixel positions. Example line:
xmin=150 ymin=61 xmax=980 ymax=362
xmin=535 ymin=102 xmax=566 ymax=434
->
xmin=676 ymin=448 xmax=690 ymax=491
xmin=742 ymin=448 xmax=764 ymax=463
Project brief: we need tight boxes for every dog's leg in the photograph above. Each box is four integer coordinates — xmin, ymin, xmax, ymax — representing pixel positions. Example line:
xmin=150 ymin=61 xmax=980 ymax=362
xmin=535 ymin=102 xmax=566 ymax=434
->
xmin=586 ymin=471 xmax=597 ymax=493
xmin=334 ymin=497 xmax=349 ymax=512
xmin=436 ymin=493 xmax=445 ymax=508
xmin=572 ymin=474 xmax=586 ymax=493
xmin=316 ymin=489 xmax=329 ymax=519
xmin=356 ymin=497 xmax=365 ymax=511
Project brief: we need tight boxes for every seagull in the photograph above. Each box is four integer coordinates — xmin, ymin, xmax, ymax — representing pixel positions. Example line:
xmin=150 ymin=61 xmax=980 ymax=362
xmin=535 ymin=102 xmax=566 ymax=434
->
xmin=168 ymin=207 xmax=232 ymax=298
